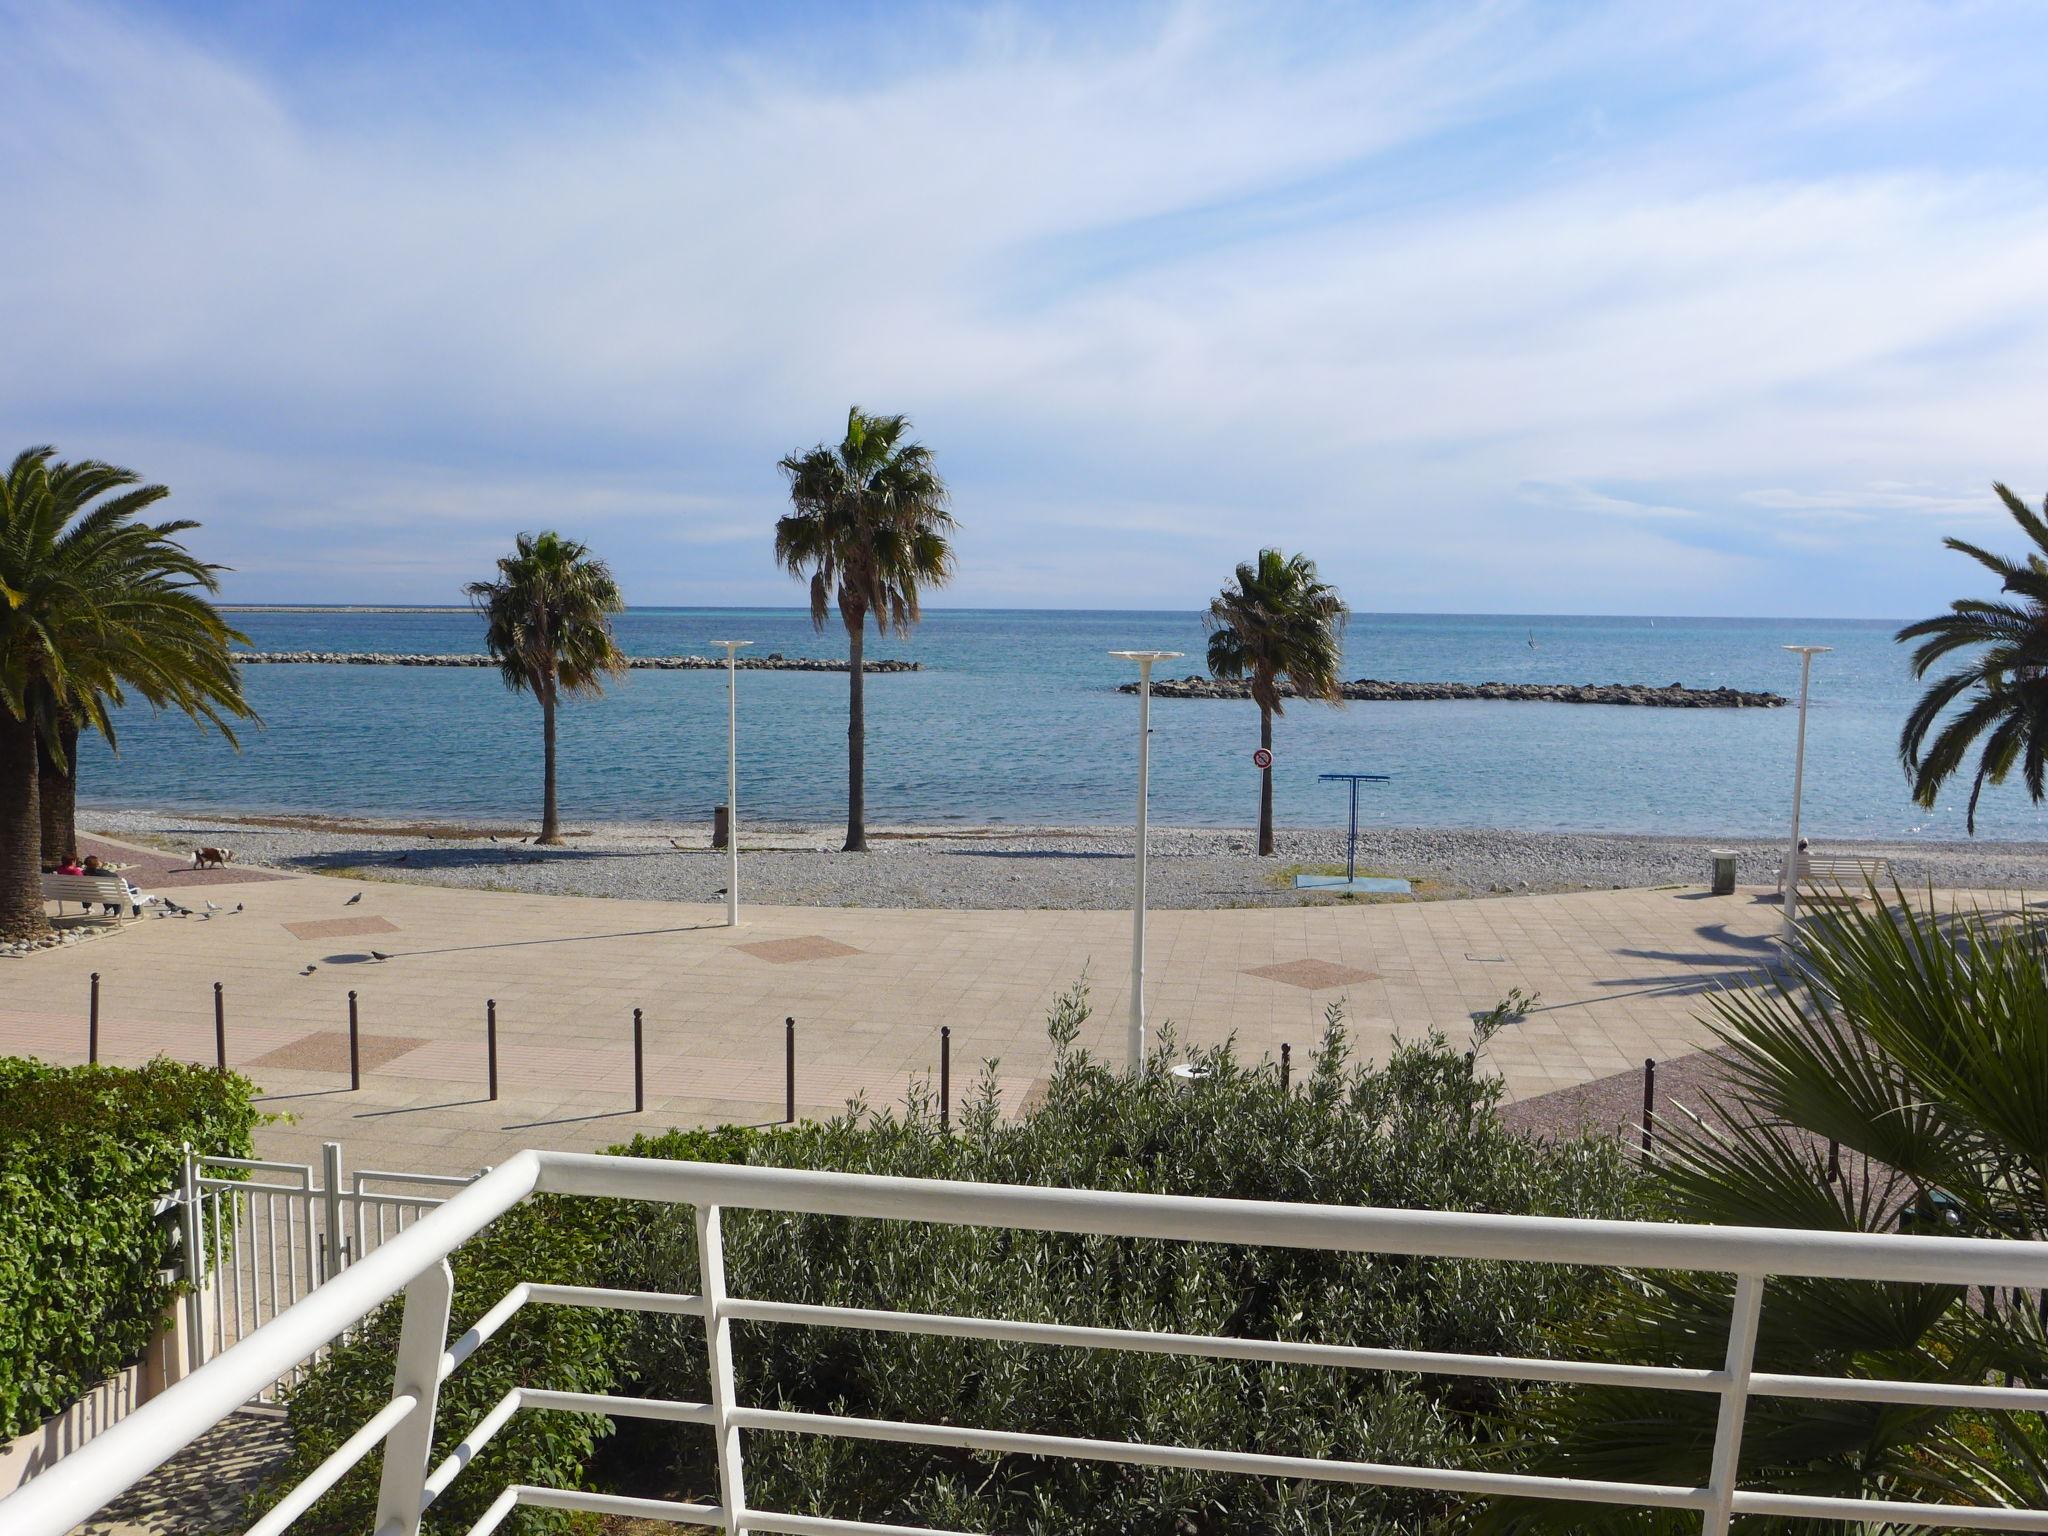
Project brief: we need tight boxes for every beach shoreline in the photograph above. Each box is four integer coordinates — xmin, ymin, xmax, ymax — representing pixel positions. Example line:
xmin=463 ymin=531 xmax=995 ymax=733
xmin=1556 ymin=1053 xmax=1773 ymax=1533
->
xmin=77 ymin=806 xmax=2048 ymax=911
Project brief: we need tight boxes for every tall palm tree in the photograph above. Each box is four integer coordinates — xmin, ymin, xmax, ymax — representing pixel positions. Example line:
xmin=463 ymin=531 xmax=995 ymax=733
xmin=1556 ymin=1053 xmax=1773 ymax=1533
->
xmin=1898 ymin=483 xmax=2048 ymax=834
xmin=0 ymin=446 xmax=252 ymax=941
xmin=1480 ymin=892 xmax=2048 ymax=1530
xmin=464 ymin=532 xmax=626 ymax=846
xmin=1205 ymin=549 xmax=1348 ymax=856
xmin=775 ymin=406 xmax=955 ymax=852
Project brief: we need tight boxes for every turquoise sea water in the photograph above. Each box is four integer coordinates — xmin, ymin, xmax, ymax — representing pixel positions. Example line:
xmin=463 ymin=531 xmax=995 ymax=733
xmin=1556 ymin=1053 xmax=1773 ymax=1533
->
xmin=77 ymin=609 xmax=2044 ymax=842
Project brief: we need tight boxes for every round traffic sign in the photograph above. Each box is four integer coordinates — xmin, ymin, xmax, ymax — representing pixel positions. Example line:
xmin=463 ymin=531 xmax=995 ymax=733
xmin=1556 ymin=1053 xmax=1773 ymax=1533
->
xmin=1252 ymin=747 xmax=1273 ymax=769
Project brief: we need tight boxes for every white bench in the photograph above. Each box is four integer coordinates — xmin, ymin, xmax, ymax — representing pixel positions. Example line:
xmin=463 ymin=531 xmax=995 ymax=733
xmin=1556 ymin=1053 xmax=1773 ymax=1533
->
xmin=1779 ymin=853 xmax=1894 ymax=898
xmin=40 ymin=873 xmax=136 ymax=919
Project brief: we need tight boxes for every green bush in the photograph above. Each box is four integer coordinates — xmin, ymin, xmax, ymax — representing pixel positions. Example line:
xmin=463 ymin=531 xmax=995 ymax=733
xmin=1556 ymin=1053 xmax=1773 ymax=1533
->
xmin=0 ymin=1055 xmax=260 ymax=1438
xmin=262 ymin=989 xmax=1643 ymax=1534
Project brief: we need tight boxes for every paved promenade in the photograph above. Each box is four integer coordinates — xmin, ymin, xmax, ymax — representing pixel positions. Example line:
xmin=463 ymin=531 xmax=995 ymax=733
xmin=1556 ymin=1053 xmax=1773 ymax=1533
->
xmin=5 ymin=835 xmax=1800 ymax=1175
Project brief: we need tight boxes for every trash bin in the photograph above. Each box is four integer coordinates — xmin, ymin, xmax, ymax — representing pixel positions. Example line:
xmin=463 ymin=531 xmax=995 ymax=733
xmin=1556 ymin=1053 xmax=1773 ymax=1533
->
xmin=1709 ymin=849 xmax=1737 ymax=895
xmin=713 ymin=803 xmax=729 ymax=851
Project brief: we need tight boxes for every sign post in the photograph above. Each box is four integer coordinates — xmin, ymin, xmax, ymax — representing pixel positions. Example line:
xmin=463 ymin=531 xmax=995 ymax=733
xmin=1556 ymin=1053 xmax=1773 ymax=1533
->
xmin=713 ymin=640 xmax=753 ymax=927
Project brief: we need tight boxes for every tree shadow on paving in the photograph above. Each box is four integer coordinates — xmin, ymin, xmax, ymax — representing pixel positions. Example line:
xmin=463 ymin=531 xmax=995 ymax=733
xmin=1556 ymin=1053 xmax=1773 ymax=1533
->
xmin=942 ymin=848 xmax=1127 ymax=860
xmin=71 ymin=1409 xmax=289 ymax=1536
xmin=280 ymin=845 xmax=682 ymax=874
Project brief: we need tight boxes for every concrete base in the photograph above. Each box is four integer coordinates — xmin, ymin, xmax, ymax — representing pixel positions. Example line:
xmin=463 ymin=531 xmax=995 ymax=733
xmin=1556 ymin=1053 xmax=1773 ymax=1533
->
xmin=1293 ymin=874 xmax=1413 ymax=895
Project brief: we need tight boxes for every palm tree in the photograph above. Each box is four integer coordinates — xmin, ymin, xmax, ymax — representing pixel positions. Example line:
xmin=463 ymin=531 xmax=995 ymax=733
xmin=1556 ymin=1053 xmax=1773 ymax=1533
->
xmin=1481 ymin=892 xmax=2048 ymax=1530
xmin=775 ymin=406 xmax=955 ymax=852
xmin=0 ymin=446 xmax=252 ymax=941
xmin=1898 ymin=483 xmax=2048 ymax=834
xmin=464 ymin=532 xmax=626 ymax=846
xmin=1205 ymin=549 xmax=1348 ymax=856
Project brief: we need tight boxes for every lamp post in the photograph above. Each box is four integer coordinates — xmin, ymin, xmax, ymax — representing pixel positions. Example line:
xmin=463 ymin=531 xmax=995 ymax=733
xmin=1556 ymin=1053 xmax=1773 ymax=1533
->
xmin=714 ymin=640 xmax=752 ymax=927
xmin=1110 ymin=649 xmax=1182 ymax=1072
xmin=1780 ymin=644 xmax=1831 ymax=945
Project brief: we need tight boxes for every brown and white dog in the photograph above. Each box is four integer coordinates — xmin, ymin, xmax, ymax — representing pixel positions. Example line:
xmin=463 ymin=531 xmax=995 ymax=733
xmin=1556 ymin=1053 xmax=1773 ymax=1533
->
xmin=192 ymin=846 xmax=235 ymax=869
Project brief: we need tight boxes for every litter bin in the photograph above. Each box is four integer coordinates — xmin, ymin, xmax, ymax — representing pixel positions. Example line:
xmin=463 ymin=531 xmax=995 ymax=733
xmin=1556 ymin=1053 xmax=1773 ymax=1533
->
xmin=1709 ymin=849 xmax=1737 ymax=895
xmin=713 ymin=803 xmax=730 ymax=851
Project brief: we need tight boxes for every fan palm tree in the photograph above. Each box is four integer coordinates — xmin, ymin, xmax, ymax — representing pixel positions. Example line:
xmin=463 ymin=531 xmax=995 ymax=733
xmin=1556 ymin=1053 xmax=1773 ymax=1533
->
xmin=1205 ymin=549 xmax=1348 ymax=856
xmin=464 ymin=531 xmax=626 ymax=845
xmin=1480 ymin=891 xmax=2048 ymax=1531
xmin=0 ymin=446 xmax=253 ymax=941
xmin=1897 ymin=483 xmax=2048 ymax=834
xmin=775 ymin=406 xmax=955 ymax=852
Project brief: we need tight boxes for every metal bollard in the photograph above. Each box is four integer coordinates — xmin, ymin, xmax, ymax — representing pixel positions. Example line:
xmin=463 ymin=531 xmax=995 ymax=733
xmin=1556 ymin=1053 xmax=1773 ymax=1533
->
xmin=89 ymin=972 xmax=100 ymax=1064
xmin=348 ymin=991 xmax=361 ymax=1091
xmin=633 ymin=1008 xmax=645 ymax=1113
xmin=940 ymin=1025 xmax=951 ymax=1132
xmin=1641 ymin=1058 xmax=1656 ymax=1154
xmin=214 ymin=982 xmax=226 ymax=1071
xmin=785 ymin=1016 xmax=796 ymax=1124
xmin=1281 ymin=1041 xmax=1291 ymax=1092
xmin=486 ymin=999 xmax=499 ymax=1101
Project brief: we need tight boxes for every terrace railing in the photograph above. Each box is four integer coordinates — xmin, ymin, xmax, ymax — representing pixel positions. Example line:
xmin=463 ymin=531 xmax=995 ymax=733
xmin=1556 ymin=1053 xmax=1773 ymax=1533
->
xmin=8 ymin=1151 xmax=2048 ymax=1536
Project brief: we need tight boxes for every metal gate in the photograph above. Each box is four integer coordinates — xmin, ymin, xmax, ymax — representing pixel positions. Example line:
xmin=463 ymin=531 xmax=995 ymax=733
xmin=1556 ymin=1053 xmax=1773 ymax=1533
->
xmin=176 ymin=1142 xmax=477 ymax=1401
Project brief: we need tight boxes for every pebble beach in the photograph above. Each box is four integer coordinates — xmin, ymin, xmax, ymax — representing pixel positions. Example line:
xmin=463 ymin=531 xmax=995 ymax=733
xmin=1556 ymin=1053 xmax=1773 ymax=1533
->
xmin=78 ymin=809 xmax=2048 ymax=910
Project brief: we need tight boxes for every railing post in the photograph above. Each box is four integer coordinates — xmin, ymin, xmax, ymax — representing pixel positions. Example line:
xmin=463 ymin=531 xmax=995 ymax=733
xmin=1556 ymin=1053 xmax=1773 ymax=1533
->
xmin=633 ymin=1008 xmax=645 ymax=1113
xmin=347 ymin=991 xmax=361 ymax=1091
xmin=1641 ymin=1058 xmax=1656 ymax=1155
xmin=178 ymin=1143 xmax=206 ymax=1373
xmin=1700 ymin=1274 xmax=1764 ymax=1534
xmin=213 ymin=982 xmax=226 ymax=1072
xmin=321 ymin=1142 xmax=345 ymax=1280
xmin=784 ymin=1016 xmax=795 ymax=1125
xmin=696 ymin=1206 xmax=748 ymax=1533
xmin=939 ymin=1026 xmax=951 ymax=1132
xmin=486 ymin=999 xmax=498 ymax=1101
xmin=88 ymin=972 xmax=100 ymax=1064
xmin=374 ymin=1259 xmax=455 ymax=1536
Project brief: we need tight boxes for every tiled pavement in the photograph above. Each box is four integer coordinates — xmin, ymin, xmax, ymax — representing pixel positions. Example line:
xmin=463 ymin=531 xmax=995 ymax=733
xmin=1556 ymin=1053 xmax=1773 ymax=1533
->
xmin=4 ymin=834 xmax=1824 ymax=1177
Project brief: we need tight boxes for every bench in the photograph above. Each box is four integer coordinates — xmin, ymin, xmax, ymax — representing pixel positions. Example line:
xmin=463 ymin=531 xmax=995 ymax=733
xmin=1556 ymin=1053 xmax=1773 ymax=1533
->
xmin=1779 ymin=853 xmax=1894 ymax=900
xmin=40 ymin=873 xmax=136 ymax=920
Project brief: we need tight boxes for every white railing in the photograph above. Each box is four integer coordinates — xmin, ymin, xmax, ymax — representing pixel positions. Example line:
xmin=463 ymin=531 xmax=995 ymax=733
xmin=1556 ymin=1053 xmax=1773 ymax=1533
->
xmin=180 ymin=1144 xmax=474 ymax=1396
xmin=10 ymin=1151 xmax=2048 ymax=1536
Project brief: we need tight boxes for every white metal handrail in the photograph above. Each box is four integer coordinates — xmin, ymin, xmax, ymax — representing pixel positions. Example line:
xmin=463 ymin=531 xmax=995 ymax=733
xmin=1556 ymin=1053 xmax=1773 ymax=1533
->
xmin=9 ymin=1150 xmax=2048 ymax=1536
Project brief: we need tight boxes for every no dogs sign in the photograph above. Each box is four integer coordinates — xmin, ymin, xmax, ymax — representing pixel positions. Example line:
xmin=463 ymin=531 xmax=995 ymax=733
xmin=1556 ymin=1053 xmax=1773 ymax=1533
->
xmin=1252 ymin=748 xmax=1273 ymax=769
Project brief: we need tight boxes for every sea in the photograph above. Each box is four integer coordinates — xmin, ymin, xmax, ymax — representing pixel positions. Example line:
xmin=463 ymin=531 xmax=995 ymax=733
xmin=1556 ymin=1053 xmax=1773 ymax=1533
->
xmin=75 ymin=609 xmax=2043 ymax=843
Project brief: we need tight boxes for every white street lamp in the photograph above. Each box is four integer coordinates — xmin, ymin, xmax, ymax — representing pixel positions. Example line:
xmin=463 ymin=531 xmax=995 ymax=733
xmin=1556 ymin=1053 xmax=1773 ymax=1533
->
xmin=714 ymin=640 xmax=753 ymax=927
xmin=1781 ymin=644 xmax=1831 ymax=945
xmin=1110 ymin=649 xmax=1182 ymax=1072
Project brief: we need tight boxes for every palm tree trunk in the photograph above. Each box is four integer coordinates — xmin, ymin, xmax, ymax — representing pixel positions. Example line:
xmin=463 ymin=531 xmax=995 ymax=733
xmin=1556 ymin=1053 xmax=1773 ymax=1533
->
xmin=1258 ymin=704 xmax=1275 ymax=856
xmin=38 ymin=714 xmax=79 ymax=865
xmin=538 ymin=688 xmax=562 ymax=844
xmin=1 ymin=710 xmax=52 ymax=942
xmin=844 ymin=619 xmax=868 ymax=852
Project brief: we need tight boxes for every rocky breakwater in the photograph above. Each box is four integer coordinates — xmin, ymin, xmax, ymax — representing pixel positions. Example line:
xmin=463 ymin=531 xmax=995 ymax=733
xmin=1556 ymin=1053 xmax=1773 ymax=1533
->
xmin=1122 ymin=676 xmax=1785 ymax=707
xmin=235 ymin=652 xmax=919 ymax=672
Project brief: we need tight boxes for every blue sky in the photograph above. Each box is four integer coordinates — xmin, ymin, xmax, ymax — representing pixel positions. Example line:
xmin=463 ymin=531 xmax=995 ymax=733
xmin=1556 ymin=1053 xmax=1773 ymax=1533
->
xmin=5 ymin=0 xmax=2048 ymax=615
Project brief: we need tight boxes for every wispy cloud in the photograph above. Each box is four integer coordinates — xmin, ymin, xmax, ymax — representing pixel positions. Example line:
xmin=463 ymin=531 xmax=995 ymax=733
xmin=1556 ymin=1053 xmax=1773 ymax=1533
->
xmin=3 ymin=0 xmax=2047 ymax=615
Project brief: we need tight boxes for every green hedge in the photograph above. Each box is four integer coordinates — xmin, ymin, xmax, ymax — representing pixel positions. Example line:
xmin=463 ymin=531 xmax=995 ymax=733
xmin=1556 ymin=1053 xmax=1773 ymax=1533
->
xmin=262 ymin=989 xmax=1644 ymax=1534
xmin=0 ymin=1055 xmax=261 ymax=1439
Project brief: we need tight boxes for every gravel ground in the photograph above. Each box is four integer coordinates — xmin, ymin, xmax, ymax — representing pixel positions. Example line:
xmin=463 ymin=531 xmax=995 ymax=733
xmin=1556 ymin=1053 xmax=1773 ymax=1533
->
xmin=78 ymin=808 xmax=2048 ymax=910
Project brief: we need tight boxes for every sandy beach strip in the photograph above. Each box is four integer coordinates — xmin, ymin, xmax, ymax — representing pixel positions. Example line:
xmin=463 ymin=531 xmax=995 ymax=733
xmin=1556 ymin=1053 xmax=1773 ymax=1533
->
xmin=77 ymin=807 xmax=2048 ymax=910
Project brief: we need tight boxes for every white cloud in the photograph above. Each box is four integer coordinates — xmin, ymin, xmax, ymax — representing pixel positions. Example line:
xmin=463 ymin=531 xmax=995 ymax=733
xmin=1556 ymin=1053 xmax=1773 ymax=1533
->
xmin=3 ymin=0 xmax=2047 ymax=613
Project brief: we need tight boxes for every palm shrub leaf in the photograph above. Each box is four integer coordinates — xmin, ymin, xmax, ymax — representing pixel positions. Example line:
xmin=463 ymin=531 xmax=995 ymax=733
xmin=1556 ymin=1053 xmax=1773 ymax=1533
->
xmin=1898 ymin=483 xmax=2048 ymax=833
xmin=463 ymin=531 xmax=626 ymax=845
xmin=0 ymin=446 xmax=253 ymax=940
xmin=1204 ymin=548 xmax=1348 ymax=855
xmin=1480 ymin=891 xmax=2048 ymax=1531
xmin=775 ymin=406 xmax=955 ymax=852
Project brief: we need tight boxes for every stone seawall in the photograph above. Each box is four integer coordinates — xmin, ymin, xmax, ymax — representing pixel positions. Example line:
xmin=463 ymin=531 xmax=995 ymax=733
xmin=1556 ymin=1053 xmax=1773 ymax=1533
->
xmin=233 ymin=651 xmax=919 ymax=672
xmin=1120 ymin=676 xmax=1784 ymax=707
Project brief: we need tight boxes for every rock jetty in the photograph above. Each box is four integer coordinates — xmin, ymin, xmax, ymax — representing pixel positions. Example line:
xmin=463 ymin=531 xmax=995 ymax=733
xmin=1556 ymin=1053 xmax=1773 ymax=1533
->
xmin=1121 ymin=676 xmax=1784 ymax=707
xmin=234 ymin=651 xmax=919 ymax=672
